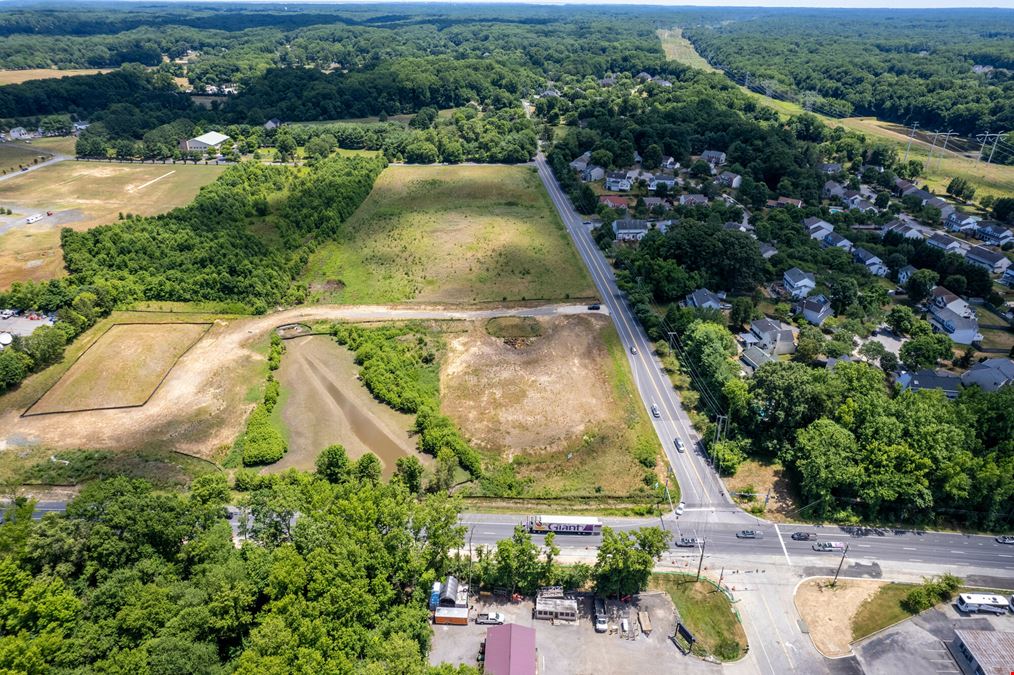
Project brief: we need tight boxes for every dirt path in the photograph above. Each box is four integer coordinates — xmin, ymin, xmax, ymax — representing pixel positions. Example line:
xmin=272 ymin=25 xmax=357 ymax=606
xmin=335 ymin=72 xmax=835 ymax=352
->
xmin=0 ymin=303 xmax=594 ymax=460
xmin=795 ymin=578 xmax=887 ymax=657
xmin=269 ymin=335 xmax=417 ymax=475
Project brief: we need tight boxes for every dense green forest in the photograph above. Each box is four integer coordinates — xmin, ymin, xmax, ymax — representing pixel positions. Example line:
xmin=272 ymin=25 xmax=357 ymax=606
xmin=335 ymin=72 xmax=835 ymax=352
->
xmin=683 ymin=10 xmax=1014 ymax=137
xmin=0 ymin=468 xmax=477 ymax=673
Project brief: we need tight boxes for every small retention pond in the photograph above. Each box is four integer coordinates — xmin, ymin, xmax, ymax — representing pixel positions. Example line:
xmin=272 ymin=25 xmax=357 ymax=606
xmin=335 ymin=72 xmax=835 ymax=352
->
xmin=269 ymin=335 xmax=418 ymax=476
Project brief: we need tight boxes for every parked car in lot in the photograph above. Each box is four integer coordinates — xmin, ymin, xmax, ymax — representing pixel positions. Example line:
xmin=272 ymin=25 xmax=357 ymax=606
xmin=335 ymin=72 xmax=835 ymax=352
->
xmin=674 ymin=438 xmax=686 ymax=453
xmin=791 ymin=532 xmax=817 ymax=541
xmin=651 ymin=405 xmax=660 ymax=418
xmin=476 ymin=612 xmax=505 ymax=625
xmin=594 ymin=598 xmax=608 ymax=633
xmin=736 ymin=530 xmax=763 ymax=539
xmin=675 ymin=537 xmax=701 ymax=547
xmin=812 ymin=541 xmax=846 ymax=552
xmin=996 ymin=535 xmax=1014 ymax=544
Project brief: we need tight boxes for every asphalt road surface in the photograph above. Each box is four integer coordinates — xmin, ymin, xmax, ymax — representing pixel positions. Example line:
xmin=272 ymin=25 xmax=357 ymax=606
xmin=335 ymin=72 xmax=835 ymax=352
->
xmin=534 ymin=152 xmax=731 ymax=510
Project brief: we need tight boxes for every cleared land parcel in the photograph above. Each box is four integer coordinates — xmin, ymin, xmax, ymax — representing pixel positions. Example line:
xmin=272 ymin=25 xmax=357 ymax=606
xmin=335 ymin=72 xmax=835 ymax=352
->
xmin=28 ymin=322 xmax=210 ymax=414
xmin=302 ymin=164 xmax=595 ymax=304
xmin=0 ymin=161 xmax=225 ymax=288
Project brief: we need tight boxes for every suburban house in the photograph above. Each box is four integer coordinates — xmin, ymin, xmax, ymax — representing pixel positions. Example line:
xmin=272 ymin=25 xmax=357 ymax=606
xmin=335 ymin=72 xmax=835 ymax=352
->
xmin=569 ymin=151 xmax=591 ymax=171
xmin=724 ymin=221 xmax=754 ymax=235
xmin=625 ymin=168 xmax=652 ymax=183
xmin=180 ymin=131 xmax=230 ymax=154
xmin=684 ymin=288 xmax=729 ymax=311
xmin=946 ymin=212 xmax=981 ymax=233
xmin=701 ymin=150 xmax=727 ymax=168
xmin=930 ymin=286 xmax=974 ymax=317
xmin=897 ymin=370 xmax=962 ymax=399
xmin=901 ymin=185 xmax=934 ymax=204
xmin=796 ymin=294 xmax=834 ymax=326
xmin=659 ymin=155 xmax=678 ymax=170
xmin=605 ymin=172 xmax=632 ymax=191
xmin=581 ymin=165 xmax=605 ymax=182
xmin=822 ymin=180 xmax=846 ymax=201
xmin=612 ymin=219 xmax=652 ymax=241
xmin=654 ymin=78 xmax=673 ymax=87
xmin=961 ymin=358 xmax=1014 ymax=392
xmin=598 ymin=195 xmax=628 ymax=210
xmin=759 ymin=242 xmax=778 ymax=259
xmin=893 ymin=178 xmax=914 ymax=195
xmin=740 ymin=346 xmax=774 ymax=376
xmin=928 ymin=292 xmax=981 ymax=345
xmin=783 ymin=267 xmax=816 ymax=298
xmin=680 ymin=194 xmax=708 ymax=206
xmin=965 ymin=246 xmax=1011 ymax=275
xmin=8 ymin=127 xmax=32 ymax=140
xmin=483 ymin=623 xmax=536 ymax=675
xmin=642 ymin=197 xmax=668 ymax=210
xmin=805 ymin=216 xmax=834 ymax=240
xmin=925 ymin=196 xmax=955 ymax=221
xmin=748 ymin=318 xmax=797 ymax=355
xmin=926 ymin=232 xmax=964 ymax=254
xmin=898 ymin=265 xmax=917 ymax=285
xmin=648 ymin=173 xmax=678 ymax=191
xmin=717 ymin=171 xmax=742 ymax=189
xmin=263 ymin=118 xmax=282 ymax=131
xmin=847 ymin=196 xmax=877 ymax=213
xmin=1003 ymin=266 xmax=1014 ymax=288
xmin=975 ymin=221 xmax=1013 ymax=247
xmin=853 ymin=247 xmax=889 ymax=276
xmin=883 ymin=219 xmax=925 ymax=240
xmin=823 ymin=231 xmax=854 ymax=251
xmin=770 ymin=196 xmax=804 ymax=209
xmin=817 ymin=162 xmax=842 ymax=174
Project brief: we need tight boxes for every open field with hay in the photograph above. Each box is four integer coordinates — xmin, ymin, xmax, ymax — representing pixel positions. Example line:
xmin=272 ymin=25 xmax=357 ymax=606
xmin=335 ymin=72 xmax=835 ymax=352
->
xmin=0 ymin=161 xmax=225 ymax=288
xmin=302 ymin=164 xmax=595 ymax=304
xmin=441 ymin=314 xmax=662 ymax=496
xmin=0 ymin=143 xmax=52 ymax=175
xmin=0 ymin=68 xmax=112 ymax=85
xmin=657 ymin=29 xmax=718 ymax=72
xmin=27 ymin=322 xmax=210 ymax=415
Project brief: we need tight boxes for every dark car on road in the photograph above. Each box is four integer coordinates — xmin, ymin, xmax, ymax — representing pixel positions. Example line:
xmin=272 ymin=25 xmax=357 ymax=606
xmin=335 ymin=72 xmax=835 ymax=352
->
xmin=791 ymin=532 xmax=817 ymax=541
xmin=587 ymin=304 xmax=601 ymax=311
xmin=736 ymin=530 xmax=763 ymax=539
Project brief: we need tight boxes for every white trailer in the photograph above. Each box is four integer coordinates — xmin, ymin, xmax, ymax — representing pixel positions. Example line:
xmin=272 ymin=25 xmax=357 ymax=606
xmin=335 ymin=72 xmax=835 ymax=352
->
xmin=955 ymin=593 xmax=1009 ymax=615
xmin=26 ymin=214 xmax=44 ymax=224
xmin=526 ymin=515 xmax=602 ymax=536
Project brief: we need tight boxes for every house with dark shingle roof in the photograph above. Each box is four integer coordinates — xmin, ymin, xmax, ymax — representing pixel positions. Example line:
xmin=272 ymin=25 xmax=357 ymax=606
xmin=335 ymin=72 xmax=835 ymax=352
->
xmin=796 ymin=294 xmax=834 ymax=326
xmin=684 ymin=288 xmax=728 ymax=310
xmin=897 ymin=369 xmax=962 ymax=399
xmin=853 ymin=247 xmax=888 ymax=276
xmin=783 ymin=267 xmax=816 ymax=298
xmin=965 ymin=246 xmax=1011 ymax=275
xmin=961 ymin=358 xmax=1014 ymax=392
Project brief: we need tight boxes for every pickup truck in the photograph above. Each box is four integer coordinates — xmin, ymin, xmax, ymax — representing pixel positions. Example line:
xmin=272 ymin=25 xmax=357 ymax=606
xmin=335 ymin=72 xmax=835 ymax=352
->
xmin=475 ymin=612 xmax=505 ymax=625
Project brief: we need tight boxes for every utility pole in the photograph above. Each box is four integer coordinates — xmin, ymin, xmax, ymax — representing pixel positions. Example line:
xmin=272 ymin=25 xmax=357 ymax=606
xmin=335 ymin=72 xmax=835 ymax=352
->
xmin=696 ymin=538 xmax=706 ymax=581
xmin=936 ymin=131 xmax=956 ymax=170
xmin=976 ymin=131 xmax=992 ymax=163
xmin=832 ymin=544 xmax=849 ymax=586
xmin=926 ymin=131 xmax=942 ymax=167
xmin=719 ymin=566 xmax=725 ymax=590
xmin=467 ymin=526 xmax=475 ymax=601
xmin=903 ymin=122 xmax=919 ymax=163
xmin=978 ymin=131 xmax=1008 ymax=164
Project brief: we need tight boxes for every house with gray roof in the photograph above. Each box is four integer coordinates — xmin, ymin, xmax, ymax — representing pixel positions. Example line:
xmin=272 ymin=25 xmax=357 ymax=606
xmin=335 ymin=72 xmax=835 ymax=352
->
xmin=897 ymin=265 xmax=917 ymax=285
xmin=946 ymin=212 xmax=981 ymax=233
xmin=961 ymin=358 xmax=1014 ymax=391
xmin=783 ymin=267 xmax=816 ymax=298
xmin=749 ymin=318 xmax=797 ymax=355
xmin=853 ymin=247 xmax=888 ymax=276
xmin=823 ymin=231 xmax=854 ymax=251
xmin=817 ymin=162 xmax=842 ymax=174
xmin=740 ymin=346 xmax=774 ymax=375
xmin=605 ymin=172 xmax=632 ymax=191
xmin=975 ymin=221 xmax=1013 ymax=247
xmin=612 ymin=219 xmax=652 ymax=241
xmin=965 ymin=246 xmax=1011 ymax=275
xmin=822 ymin=180 xmax=846 ymax=201
xmin=759 ymin=243 xmax=778 ymax=259
xmin=796 ymin=294 xmax=834 ymax=326
xmin=701 ymin=150 xmax=727 ymax=167
xmin=684 ymin=288 xmax=729 ymax=311
xmin=926 ymin=232 xmax=964 ymax=254
xmin=897 ymin=369 xmax=962 ymax=399
xmin=717 ymin=171 xmax=742 ymax=189
xmin=805 ymin=217 xmax=834 ymax=240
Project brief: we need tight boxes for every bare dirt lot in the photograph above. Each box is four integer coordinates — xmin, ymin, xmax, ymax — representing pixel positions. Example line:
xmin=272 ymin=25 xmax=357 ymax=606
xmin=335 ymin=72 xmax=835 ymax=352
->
xmin=270 ymin=334 xmax=420 ymax=475
xmin=0 ymin=304 xmax=592 ymax=462
xmin=441 ymin=314 xmax=661 ymax=496
xmin=795 ymin=578 xmax=888 ymax=657
xmin=28 ymin=323 xmax=209 ymax=415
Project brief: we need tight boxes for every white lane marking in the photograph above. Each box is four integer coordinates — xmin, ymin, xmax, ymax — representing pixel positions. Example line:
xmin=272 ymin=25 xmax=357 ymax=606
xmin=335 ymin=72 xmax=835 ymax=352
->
xmin=948 ymin=550 xmax=965 ymax=555
xmin=998 ymin=554 xmax=1013 ymax=558
xmin=903 ymin=547 xmax=917 ymax=551
xmin=774 ymin=524 xmax=792 ymax=567
xmin=855 ymin=544 xmax=871 ymax=548
xmin=909 ymin=558 xmax=923 ymax=562
xmin=126 ymin=170 xmax=175 ymax=192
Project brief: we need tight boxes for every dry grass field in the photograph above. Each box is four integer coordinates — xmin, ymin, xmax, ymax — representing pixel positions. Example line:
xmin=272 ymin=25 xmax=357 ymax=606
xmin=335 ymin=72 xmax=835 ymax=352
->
xmin=795 ymin=579 xmax=890 ymax=657
xmin=441 ymin=314 xmax=661 ymax=496
xmin=302 ymin=164 xmax=595 ymax=304
xmin=0 ymin=161 xmax=225 ymax=288
xmin=28 ymin=323 xmax=210 ymax=415
xmin=0 ymin=68 xmax=112 ymax=85
xmin=0 ymin=144 xmax=52 ymax=175
xmin=657 ymin=29 xmax=718 ymax=72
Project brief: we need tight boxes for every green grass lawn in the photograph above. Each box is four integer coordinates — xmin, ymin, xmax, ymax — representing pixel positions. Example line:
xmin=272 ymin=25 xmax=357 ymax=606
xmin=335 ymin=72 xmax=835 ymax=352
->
xmin=850 ymin=583 xmax=916 ymax=642
xmin=651 ymin=574 xmax=748 ymax=661
xmin=657 ymin=29 xmax=719 ymax=73
xmin=301 ymin=164 xmax=595 ymax=304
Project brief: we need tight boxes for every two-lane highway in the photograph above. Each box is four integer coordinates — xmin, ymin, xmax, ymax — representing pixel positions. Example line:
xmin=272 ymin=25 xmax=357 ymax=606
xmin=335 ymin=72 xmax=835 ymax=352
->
xmin=534 ymin=153 xmax=733 ymax=511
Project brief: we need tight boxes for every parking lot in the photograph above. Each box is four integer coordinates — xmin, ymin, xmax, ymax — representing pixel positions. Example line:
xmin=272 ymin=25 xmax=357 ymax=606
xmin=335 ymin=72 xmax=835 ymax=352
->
xmin=853 ymin=601 xmax=1014 ymax=675
xmin=428 ymin=592 xmax=722 ymax=674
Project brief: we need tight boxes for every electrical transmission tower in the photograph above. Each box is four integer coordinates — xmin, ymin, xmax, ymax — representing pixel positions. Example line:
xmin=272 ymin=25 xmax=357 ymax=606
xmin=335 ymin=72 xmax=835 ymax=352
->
xmin=903 ymin=122 xmax=919 ymax=163
xmin=976 ymin=131 xmax=1008 ymax=164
